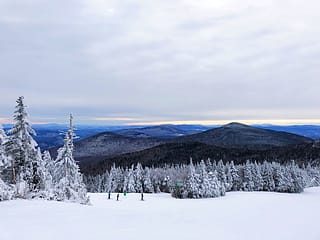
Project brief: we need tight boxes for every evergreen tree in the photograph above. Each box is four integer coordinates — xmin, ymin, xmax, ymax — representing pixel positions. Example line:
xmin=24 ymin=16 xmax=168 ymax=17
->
xmin=123 ymin=168 xmax=129 ymax=193
xmin=261 ymin=162 xmax=275 ymax=191
xmin=252 ymin=162 xmax=264 ymax=191
xmin=225 ymin=162 xmax=233 ymax=191
xmin=143 ymin=167 xmax=154 ymax=193
xmin=0 ymin=125 xmax=9 ymax=171
xmin=229 ymin=161 xmax=241 ymax=191
xmin=127 ymin=165 xmax=136 ymax=193
xmin=107 ymin=164 xmax=117 ymax=193
xmin=242 ymin=161 xmax=254 ymax=191
xmin=53 ymin=114 xmax=89 ymax=204
xmin=288 ymin=161 xmax=305 ymax=193
xmin=217 ymin=160 xmax=227 ymax=189
xmin=5 ymin=97 xmax=45 ymax=198
xmin=43 ymin=151 xmax=54 ymax=177
xmin=134 ymin=163 xmax=143 ymax=193
xmin=211 ymin=170 xmax=225 ymax=197
xmin=199 ymin=160 xmax=211 ymax=198
xmin=37 ymin=149 xmax=54 ymax=198
xmin=183 ymin=160 xmax=199 ymax=198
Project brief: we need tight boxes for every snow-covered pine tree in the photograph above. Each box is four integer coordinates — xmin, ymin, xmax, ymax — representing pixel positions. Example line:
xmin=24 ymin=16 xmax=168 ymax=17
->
xmin=305 ymin=163 xmax=320 ymax=187
xmin=134 ymin=163 xmax=144 ymax=193
xmin=143 ymin=167 xmax=154 ymax=193
xmin=5 ymin=97 xmax=46 ymax=198
xmin=0 ymin=125 xmax=10 ymax=171
xmin=242 ymin=160 xmax=254 ymax=191
xmin=127 ymin=165 xmax=136 ymax=193
xmin=183 ymin=159 xmax=199 ymax=198
xmin=53 ymin=114 xmax=89 ymax=204
xmin=288 ymin=161 xmax=305 ymax=193
xmin=229 ymin=161 xmax=241 ymax=191
xmin=217 ymin=160 xmax=227 ymax=189
xmin=115 ymin=167 xmax=124 ymax=192
xmin=198 ymin=160 xmax=211 ymax=198
xmin=43 ymin=151 xmax=54 ymax=177
xmin=209 ymin=170 xmax=224 ymax=197
xmin=123 ymin=168 xmax=129 ymax=193
xmin=37 ymin=149 xmax=54 ymax=199
xmin=261 ymin=162 xmax=275 ymax=191
xmin=0 ymin=125 xmax=13 ymax=201
xmin=225 ymin=162 xmax=233 ymax=191
xmin=252 ymin=162 xmax=264 ymax=191
xmin=274 ymin=163 xmax=286 ymax=192
xmin=107 ymin=164 xmax=117 ymax=193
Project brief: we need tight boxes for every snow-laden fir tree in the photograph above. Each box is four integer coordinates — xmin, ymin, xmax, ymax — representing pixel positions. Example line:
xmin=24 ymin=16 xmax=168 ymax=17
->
xmin=5 ymin=97 xmax=46 ymax=198
xmin=0 ymin=125 xmax=13 ymax=201
xmin=123 ymin=168 xmax=128 ymax=193
xmin=127 ymin=165 xmax=136 ymax=193
xmin=261 ymin=161 xmax=275 ymax=191
xmin=217 ymin=160 xmax=227 ymax=189
xmin=143 ymin=167 xmax=154 ymax=193
xmin=134 ymin=163 xmax=143 ymax=193
xmin=107 ymin=164 xmax=117 ymax=193
xmin=252 ymin=162 xmax=264 ymax=191
xmin=115 ymin=167 xmax=124 ymax=192
xmin=288 ymin=161 xmax=305 ymax=193
xmin=199 ymin=160 xmax=212 ymax=198
xmin=305 ymin=163 xmax=320 ymax=187
xmin=183 ymin=159 xmax=199 ymax=198
xmin=43 ymin=151 xmax=54 ymax=177
xmin=274 ymin=164 xmax=288 ymax=192
xmin=209 ymin=170 xmax=224 ymax=197
xmin=53 ymin=114 xmax=89 ymax=204
xmin=242 ymin=160 xmax=254 ymax=191
xmin=225 ymin=162 xmax=234 ymax=191
xmin=0 ymin=125 xmax=10 ymax=170
xmin=37 ymin=149 xmax=54 ymax=199
xmin=229 ymin=161 xmax=241 ymax=191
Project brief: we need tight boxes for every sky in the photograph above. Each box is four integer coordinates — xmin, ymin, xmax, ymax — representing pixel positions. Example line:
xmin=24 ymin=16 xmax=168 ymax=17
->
xmin=0 ymin=0 xmax=319 ymax=125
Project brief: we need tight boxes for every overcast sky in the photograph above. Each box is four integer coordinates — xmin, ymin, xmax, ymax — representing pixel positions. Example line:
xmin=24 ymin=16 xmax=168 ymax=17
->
xmin=0 ymin=0 xmax=319 ymax=125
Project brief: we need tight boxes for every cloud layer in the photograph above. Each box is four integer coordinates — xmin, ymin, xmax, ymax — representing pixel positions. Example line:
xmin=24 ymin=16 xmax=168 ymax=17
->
xmin=0 ymin=0 xmax=319 ymax=125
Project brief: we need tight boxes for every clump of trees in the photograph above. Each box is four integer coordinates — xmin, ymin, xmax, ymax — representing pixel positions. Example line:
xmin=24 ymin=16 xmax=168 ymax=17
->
xmin=0 ymin=97 xmax=89 ymax=204
xmin=84 ymin=159 xmax=320 ymax=199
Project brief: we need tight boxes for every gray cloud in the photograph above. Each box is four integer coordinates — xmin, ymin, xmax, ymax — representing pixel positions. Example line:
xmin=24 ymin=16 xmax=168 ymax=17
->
xmin=0 ymin=0 xmax=320 ymax=125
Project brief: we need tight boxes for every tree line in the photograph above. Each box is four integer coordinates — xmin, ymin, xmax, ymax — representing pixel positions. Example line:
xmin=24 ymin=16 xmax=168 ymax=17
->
xmin=0 ymin=97 xmax=89 ymax=204
xmin=84 ymin=159 xmax=320 ymax=199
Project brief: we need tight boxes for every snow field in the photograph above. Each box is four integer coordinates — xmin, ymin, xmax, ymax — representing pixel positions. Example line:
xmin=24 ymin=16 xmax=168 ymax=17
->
xmin=1 ymin=187 xmax=320 ymax=240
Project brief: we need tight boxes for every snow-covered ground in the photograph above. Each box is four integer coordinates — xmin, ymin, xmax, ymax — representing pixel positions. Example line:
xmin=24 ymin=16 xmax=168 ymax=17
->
xmin=1 ymin=188 xmax=320 ymax=240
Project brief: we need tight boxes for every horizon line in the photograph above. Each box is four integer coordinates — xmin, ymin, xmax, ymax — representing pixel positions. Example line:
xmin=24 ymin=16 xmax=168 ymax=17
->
xmin=2 ymin=118 xmax=320 ymax=126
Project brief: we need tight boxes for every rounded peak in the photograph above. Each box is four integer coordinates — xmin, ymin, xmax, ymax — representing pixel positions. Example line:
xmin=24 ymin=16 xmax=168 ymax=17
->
xmin=223 ymin=122 xmax=250 ymax=128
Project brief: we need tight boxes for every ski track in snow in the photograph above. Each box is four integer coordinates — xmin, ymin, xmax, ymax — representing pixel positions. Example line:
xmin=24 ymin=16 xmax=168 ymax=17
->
xmin=1 ymin=187 xmax=320 ymax=240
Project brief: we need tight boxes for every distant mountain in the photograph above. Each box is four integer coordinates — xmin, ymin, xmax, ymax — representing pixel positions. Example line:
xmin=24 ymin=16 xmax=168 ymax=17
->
xmin=256 ymin=125 xmax=320 ymax=140
xmin=10 ymin=125 xmax=137 ymax=150
xmin=115 ymin=124 xmax=207 ymax=138
xmin=6 ymin=124 xmax=207 ymax=150
xmin=64 ymin=132 xmax=165 ymax=162
xmin=173 ymin=122 xmax=313 ymax=149
xmin=5 ymin=122 xmax=319 ymax=150
xmin=77 ymin=122 xmax=317 ymax=175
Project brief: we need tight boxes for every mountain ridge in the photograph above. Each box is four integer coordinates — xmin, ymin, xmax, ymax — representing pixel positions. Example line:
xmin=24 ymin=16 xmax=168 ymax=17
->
xmin=172 ymin=122 xmax=312 ymax=149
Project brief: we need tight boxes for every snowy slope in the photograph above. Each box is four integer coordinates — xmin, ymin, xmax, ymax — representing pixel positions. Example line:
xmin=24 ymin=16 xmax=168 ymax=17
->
xmin=1 ymin=188 xmax=320 ymax=240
